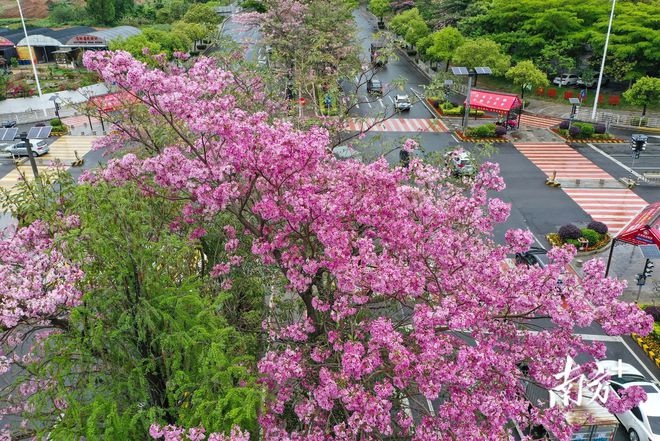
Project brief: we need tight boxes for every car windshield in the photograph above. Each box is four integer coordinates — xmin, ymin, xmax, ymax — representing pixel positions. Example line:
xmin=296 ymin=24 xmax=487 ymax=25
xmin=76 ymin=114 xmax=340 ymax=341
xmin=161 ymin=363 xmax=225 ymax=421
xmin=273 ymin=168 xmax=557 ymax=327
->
xmin=612 ymin=375 xmax=648 ymax=385
xmin=371 ymin=80 xmax=381 ymax=86
xmin=649 ymin=416 xmax=660 ymax=434
xmin=36 ymin=141 xmax=47 ymax=147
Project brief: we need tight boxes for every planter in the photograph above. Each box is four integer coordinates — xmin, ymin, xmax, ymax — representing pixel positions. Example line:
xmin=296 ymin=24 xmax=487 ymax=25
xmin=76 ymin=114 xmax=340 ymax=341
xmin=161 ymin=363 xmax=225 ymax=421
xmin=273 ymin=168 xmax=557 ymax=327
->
xmin=546 ymin=232 xmax=612 ymax=254
xmin=454 ymin=130 xmax=508 ymax=143
xmin=551 ymin=128 xmax=624 ymax=143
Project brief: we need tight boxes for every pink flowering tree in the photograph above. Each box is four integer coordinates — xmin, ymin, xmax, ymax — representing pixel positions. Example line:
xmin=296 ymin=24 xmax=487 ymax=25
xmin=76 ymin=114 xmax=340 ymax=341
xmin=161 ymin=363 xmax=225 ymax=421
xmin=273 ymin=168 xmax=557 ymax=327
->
xmin=79 ymin=50 xmax=655 ymax=441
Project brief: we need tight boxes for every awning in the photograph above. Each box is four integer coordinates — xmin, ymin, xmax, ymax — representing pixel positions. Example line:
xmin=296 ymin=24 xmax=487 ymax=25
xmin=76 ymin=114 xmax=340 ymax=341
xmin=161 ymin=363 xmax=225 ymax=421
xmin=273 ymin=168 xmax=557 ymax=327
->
xmin=465 ymin=89 xmax=522 ymax=114
xmin=615 ymin=201 xmax=660 ymax=246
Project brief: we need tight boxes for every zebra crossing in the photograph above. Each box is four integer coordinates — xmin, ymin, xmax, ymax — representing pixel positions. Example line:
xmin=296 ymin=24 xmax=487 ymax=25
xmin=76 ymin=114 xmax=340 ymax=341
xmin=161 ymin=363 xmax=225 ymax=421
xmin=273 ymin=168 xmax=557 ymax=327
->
xmin=345 ymin=118 xmax=448 ymax=133
xmin=561 ymin=188 xmax=648 ymax=234
xmin=513 ymin=142 xmax=611 ymax=180
xmin=514 ymin=142 xmax=650 ymax=234
xmin=518 ymin=113 xmax=563 ymax=129
xmin=0 ymin=136 xmax=99 ymax=192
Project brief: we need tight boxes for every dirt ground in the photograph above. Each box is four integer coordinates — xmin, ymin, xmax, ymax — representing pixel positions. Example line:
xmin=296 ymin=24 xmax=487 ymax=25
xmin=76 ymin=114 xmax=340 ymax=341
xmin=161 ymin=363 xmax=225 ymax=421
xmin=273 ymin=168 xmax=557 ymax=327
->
xmin=0 ymin=0 xmax=50 ymax=19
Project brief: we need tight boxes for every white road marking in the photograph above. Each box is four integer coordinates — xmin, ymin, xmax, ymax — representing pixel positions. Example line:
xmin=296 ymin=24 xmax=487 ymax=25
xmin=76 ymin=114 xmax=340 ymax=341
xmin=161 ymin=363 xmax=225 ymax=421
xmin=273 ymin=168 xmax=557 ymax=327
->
xmin=587 ymin=143 xmax=644 ymax=180
xmin=378 ymin=98 xmax=384 ymax=108
xmin=619 ymin=337 xmax=660 ymax=383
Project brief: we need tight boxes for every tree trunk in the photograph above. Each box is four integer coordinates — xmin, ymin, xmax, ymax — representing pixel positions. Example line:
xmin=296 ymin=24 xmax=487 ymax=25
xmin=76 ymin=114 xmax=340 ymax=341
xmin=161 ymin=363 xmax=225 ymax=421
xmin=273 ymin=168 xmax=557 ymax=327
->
xmin=445 ymin=60 xmax=450 ymax=72
xmin=520 ymin=87 xmax=525 ymax=110
xmin=642 ymin=103 xmax=647 ymax=117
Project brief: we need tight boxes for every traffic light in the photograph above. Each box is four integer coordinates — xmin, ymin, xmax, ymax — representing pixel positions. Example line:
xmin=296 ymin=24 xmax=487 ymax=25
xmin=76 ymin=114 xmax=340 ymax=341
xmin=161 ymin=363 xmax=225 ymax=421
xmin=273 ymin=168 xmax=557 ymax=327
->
xmin=635 ymin=273 xmax=646 ymax=286
xmin=631 ymin=134 xmax=647 ymax=152
xmin=643 ymin=259 xmax=654 ymax=277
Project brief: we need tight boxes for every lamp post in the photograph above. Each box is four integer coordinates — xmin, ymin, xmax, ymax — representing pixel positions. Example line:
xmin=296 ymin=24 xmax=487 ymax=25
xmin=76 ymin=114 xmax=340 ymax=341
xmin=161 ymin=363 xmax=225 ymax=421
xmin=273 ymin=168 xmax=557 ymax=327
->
xmin=16 ymin=0 xmax=43 ymax=99
xmin=49 ymin=94 xmax=61 ymax=122
xmin=591 ymin=0 xmax=616 ymax=120
xmin=451 ymin=66 xmax=492 ymax=133
xmin=19 ymin=131 xmax=39 ymax=180
xmin=568 ymin=97 xmax=581 ymax=131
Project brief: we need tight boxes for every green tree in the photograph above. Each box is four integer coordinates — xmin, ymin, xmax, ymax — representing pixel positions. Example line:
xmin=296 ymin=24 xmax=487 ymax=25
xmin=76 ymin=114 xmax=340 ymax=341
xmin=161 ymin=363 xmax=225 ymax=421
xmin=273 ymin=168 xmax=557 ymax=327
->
xmin=182 ymin=3 xmax=221 ymax=27
xmin=452 ymin=37 xmax=511 ymax=76
xmin=623 ymin=76 xmax=660 ymax=117
xmin=0 ymin=173 xmax=264 ymax=439
xmin=535 ymin=41 xmax=576 ymax=76
xmin=86 ymin=0 xmax=116 ymax=25
xmin=109 ymin=28 xmax=191 ymax=62
xmin=369 ymin=0 xmax=390 ymax=20
xmin=425 ymin=26 xmax=464 ymax=71
xmin=505 ymin=60 xmax=548 ymax=104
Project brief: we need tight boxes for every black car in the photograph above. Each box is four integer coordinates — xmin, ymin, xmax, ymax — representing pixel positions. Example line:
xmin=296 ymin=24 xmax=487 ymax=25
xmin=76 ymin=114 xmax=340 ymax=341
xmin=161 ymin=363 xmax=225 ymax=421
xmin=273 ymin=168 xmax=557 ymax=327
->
xmin=2 ymin=120 xmax=16 ymax=128
xmin=515 ymin=246 xmax=549 ymax=268
xmin=366 ymin=78 xmax=383 ymax=95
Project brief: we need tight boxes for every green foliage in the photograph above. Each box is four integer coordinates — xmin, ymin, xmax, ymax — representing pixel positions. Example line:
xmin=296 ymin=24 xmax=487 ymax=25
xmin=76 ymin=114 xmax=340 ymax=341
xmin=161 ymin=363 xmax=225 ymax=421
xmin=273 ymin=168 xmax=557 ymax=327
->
xmin=239 ymin=0 xmax=266 ymax=12
xmin=109 ymin=27 xmax=191 ymax=62
xmin=623 ymin=76 xmax=660 ymax=116
xmin=2 ymin=174 xmax=263 ymax=438
xmin=425 ymin=27 xmax=464 ymax=67
xmin=466 ymin=123 xmax=496 ymax=137
xmin=172 ymin=21 xmax=211 ymax=43
xmin=369 ymin=0 xmax=390 ymax=19
xmin=452 ymin=37 xmax=511 ymax=76
xmin=182 ymin=3 xmax=222 ymax=27
xmin=505 ymin=60 xmax=548 ymax=95
xmin=48 ymin=1 xmax=89 ymax=25
xmin=565 ymin=238 xmax=581 ymax=247
xmin=389 ymin=8 xmax=429 ymax=46
xmin=573 ymin=122 xmax=595 ymax=138
xmin=85 ymin=0 xmax=133 ymax=25
xmin=580 ymin=228 xmax=601 ymax=247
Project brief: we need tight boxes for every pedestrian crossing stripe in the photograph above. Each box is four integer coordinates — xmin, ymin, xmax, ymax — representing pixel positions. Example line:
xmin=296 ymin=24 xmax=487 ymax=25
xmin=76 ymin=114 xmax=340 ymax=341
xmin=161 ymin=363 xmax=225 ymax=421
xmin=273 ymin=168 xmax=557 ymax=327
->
xmin=0 ymin=136 xmax=99 ymax=192
xmin=514 ymin=142 xmax=612 ymax=179
xmin=561 ymin=188 xmax=648 ymax=234
xmin=345 ymin=118 xmax=448 ymax=133
xmin=518 ymin=114 xmax=562 ymax=129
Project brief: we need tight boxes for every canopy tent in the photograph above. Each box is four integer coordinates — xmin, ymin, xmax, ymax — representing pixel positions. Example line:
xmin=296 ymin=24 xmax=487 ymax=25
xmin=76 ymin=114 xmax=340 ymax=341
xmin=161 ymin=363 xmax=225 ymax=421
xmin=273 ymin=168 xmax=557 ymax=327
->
xmin=615 ymin=201 xmax=660 ymax=246
xmin=89 ymin=91 xmax=138 ymax=112
xmin=605 ymin=201 xmax=660 ymax=276
xmin=464 ymin=89 xmax=523 ymax=114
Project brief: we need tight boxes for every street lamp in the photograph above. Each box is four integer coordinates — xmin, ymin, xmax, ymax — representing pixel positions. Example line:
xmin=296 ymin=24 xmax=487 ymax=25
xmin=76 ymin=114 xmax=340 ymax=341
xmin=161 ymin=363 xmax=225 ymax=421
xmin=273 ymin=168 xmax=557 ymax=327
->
xmin=591 ymin=0 xmax=616 ymax=120
xmin=16 ymin=0 xmax=43 ymax=101
xmin=49 ymin=94 xmax=61 ymax=122
xmin=18 ymin=131 xmax=40 ymax=180
xmin=451 ymin=66 xmax=492 ymax=133
xmin=568 ymin=97 xmax=581 ymax=131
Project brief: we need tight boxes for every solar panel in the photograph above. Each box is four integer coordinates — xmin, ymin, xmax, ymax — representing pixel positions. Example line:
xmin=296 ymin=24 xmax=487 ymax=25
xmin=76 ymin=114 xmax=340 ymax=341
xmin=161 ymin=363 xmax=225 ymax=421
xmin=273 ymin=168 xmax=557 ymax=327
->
xmin=0 ymin=128 xmax=18 ymax=141
xmin=640 ymin=244 xmax=660 ymax=260
xmin=451 ymin=66 xmax=469 ymax=76
xmin=474 ymin=67 xmax=492 ymax=75
xmin=27 ymin=126 xmax=52 ymax=139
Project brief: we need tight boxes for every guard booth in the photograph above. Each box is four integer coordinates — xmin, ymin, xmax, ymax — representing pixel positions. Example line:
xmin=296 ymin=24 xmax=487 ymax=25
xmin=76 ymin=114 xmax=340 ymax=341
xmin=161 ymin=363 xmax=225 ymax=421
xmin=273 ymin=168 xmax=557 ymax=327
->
xmin=524 ymin=381 xmax=619 ymax=441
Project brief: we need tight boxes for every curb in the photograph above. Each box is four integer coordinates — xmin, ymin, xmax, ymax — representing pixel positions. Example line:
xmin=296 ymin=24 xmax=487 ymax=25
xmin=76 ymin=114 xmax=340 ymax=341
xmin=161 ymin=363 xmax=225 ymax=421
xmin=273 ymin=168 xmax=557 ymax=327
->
xmin=631 ymin=333 xmax=660 ymax=369
xmin=454 ymin=130 xmax=509 ymax=143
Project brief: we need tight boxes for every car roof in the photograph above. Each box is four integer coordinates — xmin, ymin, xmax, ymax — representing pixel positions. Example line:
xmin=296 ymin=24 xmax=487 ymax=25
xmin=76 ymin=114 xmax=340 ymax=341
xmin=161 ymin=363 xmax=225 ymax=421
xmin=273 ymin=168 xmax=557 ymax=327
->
xmin=526 ymin=246 xmax=548 ymax=255
xmin=396 ymin=94 xmax=409 ymax=99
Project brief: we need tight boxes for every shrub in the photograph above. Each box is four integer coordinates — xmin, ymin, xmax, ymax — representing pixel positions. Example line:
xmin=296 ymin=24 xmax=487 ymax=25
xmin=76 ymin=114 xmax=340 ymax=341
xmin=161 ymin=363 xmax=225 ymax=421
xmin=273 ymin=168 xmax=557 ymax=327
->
xmin=50 ymin=118 xmax=63 ymax=127
xmin=466 ymin=123 xmax=496 ymax=138
xmin=559 ymin=120 xmax=570 ymax=130
xmin=580 ymin=228 xmax=601 ymax=247
xmin=495 ymin=125 xmax=507 ymax=136
xmin=443 ymin=106 xmax=464 ymax=116
xmin=565 ymin=238 xmax=581 ymax=247
xmin=558 ymin=223 xmax=581 ymax=241
xmin=574 ymin=122 xmax=594 ymax=138
xmin=587 ymin=221 xmax=608 ymax=235
xmin=594 ymin=123 xmax=606 ymax=134
xmin=644 ymin=306 xmax=660 ymax=322
xmin=568 ymin=126 xmax=581 ymax=138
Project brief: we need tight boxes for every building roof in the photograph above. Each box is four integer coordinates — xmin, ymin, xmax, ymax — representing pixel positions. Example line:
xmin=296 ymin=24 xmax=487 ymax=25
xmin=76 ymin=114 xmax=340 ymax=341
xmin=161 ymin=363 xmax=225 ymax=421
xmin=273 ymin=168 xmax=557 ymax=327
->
xmin=464 ymin=89 xmax=523 ymax=113
xmin=65 ymin=26 xmax=141 ymax=47
xmin=17 ymin=26 xmax=96 ymax=47
xmin=0 ymin=27 xmax=50 ymax=46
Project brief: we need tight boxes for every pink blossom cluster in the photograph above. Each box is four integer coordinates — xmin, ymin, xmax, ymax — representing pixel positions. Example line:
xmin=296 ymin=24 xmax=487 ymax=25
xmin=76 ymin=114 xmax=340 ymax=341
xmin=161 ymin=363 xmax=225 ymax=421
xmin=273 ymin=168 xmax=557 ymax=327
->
xmin=149 ymin=424 xmax=249 ymax=441
xmin=81 ymin=51 xmax=654 ymax=440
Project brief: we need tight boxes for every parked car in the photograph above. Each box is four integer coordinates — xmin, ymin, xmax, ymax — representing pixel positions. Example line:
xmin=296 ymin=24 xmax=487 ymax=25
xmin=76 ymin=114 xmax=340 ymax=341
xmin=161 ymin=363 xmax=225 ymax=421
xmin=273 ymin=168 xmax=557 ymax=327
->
xmin=394 ymin=94 xmax=412 ymax=111
xmin=444 ymin=150 xmax=475 ymax=176
xmin=1 ymin=119 xmax=16 ymax=128
xmin=4 ymin=140 xmax=49 ymax=157
xmin=576 ymin=75 xmax=610 ymax=88
xmin=552 ymin=74 xmax=579 ymax=87
xmin=366 ymin=77 xmax=383 ymax=95
xmin=597 ymin=360 xmax=660 ymax=441
xmin=515 ymin=246 xmax=549 ymax=268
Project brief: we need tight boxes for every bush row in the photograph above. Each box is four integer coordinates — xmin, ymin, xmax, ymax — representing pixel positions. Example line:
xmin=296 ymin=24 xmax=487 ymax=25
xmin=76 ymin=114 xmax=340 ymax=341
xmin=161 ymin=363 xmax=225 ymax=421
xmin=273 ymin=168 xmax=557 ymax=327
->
xmin=557 ymin=121 xmax=608 ymax=139
xmin=557 ymin=221 xmax=609 ymax=248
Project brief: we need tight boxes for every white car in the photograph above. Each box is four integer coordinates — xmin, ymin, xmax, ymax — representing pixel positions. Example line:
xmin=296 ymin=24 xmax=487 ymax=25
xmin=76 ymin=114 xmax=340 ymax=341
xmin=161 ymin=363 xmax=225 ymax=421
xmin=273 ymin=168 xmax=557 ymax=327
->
xmin=577 ymin=75 xmax=610 ymax=88
xmin=552 ymin=74 xmax=579 ymax=87
xmin=444 ymin=150 xmax=475 ymax=176
xmin=394 ymin=94 xmax=412 ymax=111
xmin=4 ymin=140 xmax=49 ymax=157
xmin=598 ymin=360 xmax=660 ymax=441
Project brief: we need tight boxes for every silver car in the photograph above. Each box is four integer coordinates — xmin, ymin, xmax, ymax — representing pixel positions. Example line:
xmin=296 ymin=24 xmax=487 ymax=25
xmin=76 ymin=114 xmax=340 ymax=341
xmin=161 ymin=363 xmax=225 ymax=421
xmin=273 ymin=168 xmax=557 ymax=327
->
xmin=394 ymin=94 xmax=412 ymax=111
xmin=5 ymin=140 xmax=49 ymax=157
xmin=444 ymin=150 xmax=475 ymax=176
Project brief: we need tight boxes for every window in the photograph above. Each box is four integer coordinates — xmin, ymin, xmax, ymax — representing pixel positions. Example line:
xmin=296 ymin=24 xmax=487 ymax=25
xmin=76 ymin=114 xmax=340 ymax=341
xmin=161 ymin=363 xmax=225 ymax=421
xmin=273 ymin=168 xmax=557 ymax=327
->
xmin=631 ymin=406 xmax=643 ymax=421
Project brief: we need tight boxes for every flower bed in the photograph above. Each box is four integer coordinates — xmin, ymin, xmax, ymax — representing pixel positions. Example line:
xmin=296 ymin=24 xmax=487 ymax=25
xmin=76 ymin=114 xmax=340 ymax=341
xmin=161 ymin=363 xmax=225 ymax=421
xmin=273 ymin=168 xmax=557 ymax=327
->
xmin=546 ymin=221 xmax=612 ymax=252
xmin=633 ymin=306 xmax=660 ymax=368
xmin=551 ymin=120 xmax=624 ymax=143
xmin=454 ymin=130 xmax=508 ymax=143
xmin=426 ymin=99 xmax=486 ymax=117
